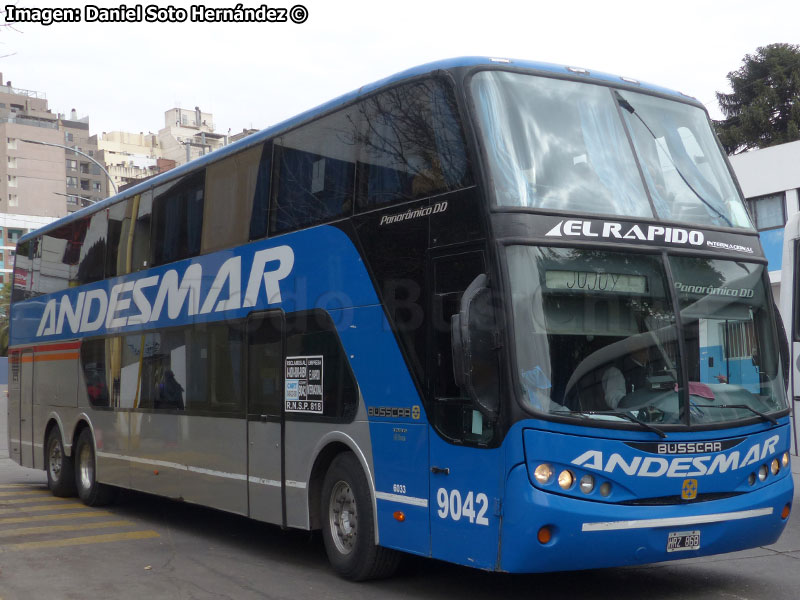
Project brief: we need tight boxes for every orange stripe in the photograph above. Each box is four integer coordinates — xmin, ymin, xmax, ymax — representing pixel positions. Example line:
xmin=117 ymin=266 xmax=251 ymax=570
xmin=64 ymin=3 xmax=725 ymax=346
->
xmin=21 ymin=353 xmax=80 ymax=363
xmin=32 ymin=342 xmax=81 ymax=353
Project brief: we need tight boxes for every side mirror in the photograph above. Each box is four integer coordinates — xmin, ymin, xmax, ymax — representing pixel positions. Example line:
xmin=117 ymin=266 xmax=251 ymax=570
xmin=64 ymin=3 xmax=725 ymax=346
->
xmin=451 ymin=274 xmax=500 ymax=418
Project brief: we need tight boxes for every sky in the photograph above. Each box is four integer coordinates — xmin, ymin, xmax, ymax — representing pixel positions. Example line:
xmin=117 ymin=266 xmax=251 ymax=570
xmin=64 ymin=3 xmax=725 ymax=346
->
xmin=2 ymin=0 xmax=799 ymax=138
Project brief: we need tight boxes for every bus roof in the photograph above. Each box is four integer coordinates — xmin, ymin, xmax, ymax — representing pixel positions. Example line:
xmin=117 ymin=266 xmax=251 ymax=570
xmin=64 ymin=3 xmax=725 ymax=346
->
xmin=20 ymin=56 xmax=696 ymax=244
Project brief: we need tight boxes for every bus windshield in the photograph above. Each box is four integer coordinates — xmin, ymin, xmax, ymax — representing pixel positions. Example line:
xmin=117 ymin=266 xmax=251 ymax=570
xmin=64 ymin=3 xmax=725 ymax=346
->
xmin=472 ymin=70 xmax=752 ymax=229
xmin=507 ymin=246 xmax=787 ymax=427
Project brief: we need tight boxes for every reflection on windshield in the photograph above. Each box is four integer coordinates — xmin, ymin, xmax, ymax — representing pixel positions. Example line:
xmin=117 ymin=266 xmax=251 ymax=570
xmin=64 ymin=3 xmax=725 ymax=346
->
xmin=471 ymin=71 xmax=650 ymax=217
xmin=507 ymin=246 xmax=787 ymax=427
xmin=472 ymin=70 xmax=753 ymax=230
xmin=669 ymin=257 xmax=787 ymax=423
xmin=618 ymin=90 xmax=751 ymax=229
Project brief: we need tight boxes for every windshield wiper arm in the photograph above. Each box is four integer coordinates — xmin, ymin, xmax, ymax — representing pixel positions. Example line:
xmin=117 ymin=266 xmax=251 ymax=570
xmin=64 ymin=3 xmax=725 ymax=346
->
xmin=613 ymin=91 xmax=733 ymax=228
xmin=691 ymin=404 xmax=779 ymax=425
xmin=553 ymin=409 xmax=667 ymax=438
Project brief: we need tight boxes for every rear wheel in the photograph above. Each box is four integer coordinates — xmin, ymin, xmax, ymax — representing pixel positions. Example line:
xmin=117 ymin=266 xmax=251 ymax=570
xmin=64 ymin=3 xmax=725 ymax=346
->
xmin=45 ymin=428 xmax=76 ymax=497
xmin=74 ymin=428 xmax=116 ymax=506
xmin=321 ymin=452 xmax=400 ymax=580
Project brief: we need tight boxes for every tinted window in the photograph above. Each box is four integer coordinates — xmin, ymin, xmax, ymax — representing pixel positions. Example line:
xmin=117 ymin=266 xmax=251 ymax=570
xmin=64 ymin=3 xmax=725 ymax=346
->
xmin=77 ymin=211 xmax=107 ymax=285
xmin=203 ymin=146 xmax=262 ymax=253
xmin=80 ymin=338 xmax=110 ymax=407
xmin=131 ymin=191 xmax=152 ymax=271
xmin=249 ymin=143 xmax=273 ymax=240
xmin=106 ymin=199 xmax=135 ymax=278
xmin=355 ymin=78 xmax=473 ymax=212
xmin=34 ymin=223 xmax=82 ymax=295
xmin=11 ymin=239 xmax=32 ymax=302
xmin=285 ymin=310 xmax=357 ymax=421
xmin=248 ymin=312 xmax=283 ymax=416
xmin=269 ymin=108 xmax=357 ymax=235
xmin=152 ymin=172 xmax=205 ymax=265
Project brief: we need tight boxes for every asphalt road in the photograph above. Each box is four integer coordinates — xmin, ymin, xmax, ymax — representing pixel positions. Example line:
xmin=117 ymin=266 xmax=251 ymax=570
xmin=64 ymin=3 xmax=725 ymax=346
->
xmin=1 ymin=393 xmax=800 ymax=600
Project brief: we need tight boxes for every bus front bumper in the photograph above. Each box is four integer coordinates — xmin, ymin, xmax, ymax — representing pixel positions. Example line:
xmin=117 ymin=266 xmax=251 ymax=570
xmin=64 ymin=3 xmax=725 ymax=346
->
xmin=499 ymin=463 xmax=793 ymax=573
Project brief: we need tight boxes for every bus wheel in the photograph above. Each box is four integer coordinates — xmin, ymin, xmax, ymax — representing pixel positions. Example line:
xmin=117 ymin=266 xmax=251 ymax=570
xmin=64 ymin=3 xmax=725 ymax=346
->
xmin=321 ymin=452 xmax=400 ymax=580
xmin=45 ymin=428 xmax=76 ymax=497
xmin=74 ymin=429 xmax=116 ymax=506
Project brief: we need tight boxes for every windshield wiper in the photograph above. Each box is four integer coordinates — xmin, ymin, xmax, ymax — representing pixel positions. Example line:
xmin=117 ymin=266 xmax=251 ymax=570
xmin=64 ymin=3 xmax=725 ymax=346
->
xmin=613 ymin=90 xmax=733 ymax=228
xmin=553 ymin=409 xmax=667 ymax=438
xmin=691 ymin=404 xmax=779 ymax=425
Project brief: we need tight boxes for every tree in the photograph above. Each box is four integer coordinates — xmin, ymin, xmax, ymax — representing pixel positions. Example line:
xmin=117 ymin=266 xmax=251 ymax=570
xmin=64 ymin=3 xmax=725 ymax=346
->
xmin=714 ymin=43 xmax=800 ymax=154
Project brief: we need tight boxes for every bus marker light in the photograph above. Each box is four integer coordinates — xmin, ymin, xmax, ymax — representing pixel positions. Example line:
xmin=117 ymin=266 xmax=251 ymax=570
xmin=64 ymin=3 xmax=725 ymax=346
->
xmin=599 ymin=482 xmax=612 ymax=497
xmin=558 ymin=470 xmax=574 ymax=490
xmin=393 ymin=511 xmax=406 ymax=522
xmin=537 ymin=526 xmax=552 ymax=544
xmin=534 ymin=464 xmax=553 ymax=484
xmin=758 ymin=465 xmax=768 ymax=481
xmin=771 ymin=458 xmax=780 ymax=475
xmin=579 ymin=474 xmax=594 ymax=494
xmin=782 ymin=452 xmax=790 ymax=468
xmin=154 ymin=470 xmax=159 ymax=476
xmin=748 ymin=473 xmax=756 ymax=486
xmin=782 ymin=504 xmax=791 ymax=519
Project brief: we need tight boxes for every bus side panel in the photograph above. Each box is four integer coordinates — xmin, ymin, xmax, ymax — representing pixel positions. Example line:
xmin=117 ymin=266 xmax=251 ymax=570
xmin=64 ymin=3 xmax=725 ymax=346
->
xmin=7 ymin=351 xmax=21 ymax=464
xmin=32 ymin=350 xmax=80 ymax=468
xmin=88 ymin=409 xmax=131 ymax=488
xmin=180 ymin=415 xmax=248 ymax=516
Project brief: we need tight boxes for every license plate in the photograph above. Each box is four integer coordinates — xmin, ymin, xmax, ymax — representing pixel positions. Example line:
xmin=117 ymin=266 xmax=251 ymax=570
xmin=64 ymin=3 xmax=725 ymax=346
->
xmin=666 ymin=530 xmax=700 ymax=552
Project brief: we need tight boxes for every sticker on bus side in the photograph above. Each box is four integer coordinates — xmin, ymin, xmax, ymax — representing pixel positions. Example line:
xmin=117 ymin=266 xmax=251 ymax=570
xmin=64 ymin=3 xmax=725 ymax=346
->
xmin=285 ymin=355 xmax=323 ymax=414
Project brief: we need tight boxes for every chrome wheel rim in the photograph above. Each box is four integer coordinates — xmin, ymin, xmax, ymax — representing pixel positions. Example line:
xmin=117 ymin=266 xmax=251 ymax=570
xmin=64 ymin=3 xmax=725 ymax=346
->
xmin=48 ymin=440 xmax=62 ymax=482
xmin=78 ymin=443 xmax=94 ymax=491
xmin=328 ymin=480 xmax=357 ymax=555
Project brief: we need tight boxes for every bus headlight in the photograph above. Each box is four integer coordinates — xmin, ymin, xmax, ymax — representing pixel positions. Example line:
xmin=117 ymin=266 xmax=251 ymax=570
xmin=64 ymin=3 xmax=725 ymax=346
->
xmin=782 ymin=452 xmax=790 ymax=468
xmin=534 ymin=464 xmax=554 ymax=484
xmin=771 ymin=458 xmax=780 ymax=475
xmin=579 ymin=474 xmax=595 ymax=494
xmin=558 ymin=470 xmax=574 ymax=490
xmin=758 ymin=464 xmax=768 ymax=481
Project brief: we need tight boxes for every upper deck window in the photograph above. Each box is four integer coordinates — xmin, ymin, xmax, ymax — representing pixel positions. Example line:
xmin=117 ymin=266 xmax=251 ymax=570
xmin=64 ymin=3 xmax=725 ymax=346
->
xmin=471 ymin=70 xmax=753 ymax=230
xmin=471 ymin=70 xmax=651 ymax=218
xmin=618 ymin=90 xmax=751 ymax=229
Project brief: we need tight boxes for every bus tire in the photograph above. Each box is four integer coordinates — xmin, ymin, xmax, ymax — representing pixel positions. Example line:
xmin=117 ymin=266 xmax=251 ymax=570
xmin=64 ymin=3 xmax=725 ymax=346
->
xmin=321 ymin=452 xmax=400 ymax=581
xmin=74 ymin=429 xmax=116 ymax=507
xmin=45 ymin=427 xmax=76 ymax=497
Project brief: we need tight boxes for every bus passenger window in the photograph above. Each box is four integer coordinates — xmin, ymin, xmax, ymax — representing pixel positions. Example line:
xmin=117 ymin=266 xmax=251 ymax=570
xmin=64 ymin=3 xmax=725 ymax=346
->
xmin=152 ymin=172 xmax=205 ymax=265
xmin=285 ymin=310 xmax=358 ymax=422
xmin=131 ymin=191 xmax=153 ymax=271
xmin=203 ymin=145 xmax=262 ymax=252
xmin=249 ymin=143 xmax=273 ymax=241
xmin=11 ymin=239 xmax=32 ymax=302
xmin=35 ymin=223 xmax=81 ymax=295
xmin=248 ymin=313 xmax=283 ymax=416
xmin=355 ymin=78 xmax=472 ymax=212
xmin=105 ymin=199 xmax=135 ymax=277
xmin=269 ymin=107 xmax=358 ymax=235
xmin=80 ymin=338 xmax=110 ymax=407
xmin=77 ymin=211 xmax=107 ymax=285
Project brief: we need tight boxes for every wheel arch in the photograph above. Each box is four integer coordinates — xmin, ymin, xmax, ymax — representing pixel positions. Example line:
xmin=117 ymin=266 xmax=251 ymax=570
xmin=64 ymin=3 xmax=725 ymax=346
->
xmin=43 ymin=413 xmax=68 ymax=457
xmin=306 ymin=432 xmax=378 ymax=543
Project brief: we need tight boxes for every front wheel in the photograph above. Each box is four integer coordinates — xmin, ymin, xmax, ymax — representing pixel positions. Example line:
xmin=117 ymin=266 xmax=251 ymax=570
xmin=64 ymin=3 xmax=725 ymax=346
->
xmin=321 ymin=452 xmax=400 ymax=580
xmin=45 ymin=428 xmax=76 ymax=497
xmin=74 ymin=428 xmax=116 ymax=506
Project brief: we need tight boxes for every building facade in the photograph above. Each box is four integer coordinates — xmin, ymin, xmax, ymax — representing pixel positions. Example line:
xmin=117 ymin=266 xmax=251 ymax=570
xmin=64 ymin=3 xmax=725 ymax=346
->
xmin=729 ymin=140 xmax=800 ymax=299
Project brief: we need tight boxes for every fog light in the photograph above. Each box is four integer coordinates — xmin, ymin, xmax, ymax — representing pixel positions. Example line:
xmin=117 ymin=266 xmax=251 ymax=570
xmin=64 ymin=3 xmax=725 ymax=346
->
xmin=748 ymin=473 xmax=756 ymax=486
xmin=758 ymin=465 xmax=768 ymax=481
xmin=534 ymin=464 xmax=554 ymax=485
xmin=579 ymin=474 xmax=595 ymax=494
xmin=537 ymin=526 xmax=552 ymax=544
xmin=783 ymin=452 xmax=790 ymax=468
xmin=599 ymin=482 xmax=612 ymax=497
xmin=771 ymin=458 xmax=780 ymax=475
xmin=558 ymin=470 xmax=574 ymax=490
xmin=782 ymin=503 xmax=791 ymax=519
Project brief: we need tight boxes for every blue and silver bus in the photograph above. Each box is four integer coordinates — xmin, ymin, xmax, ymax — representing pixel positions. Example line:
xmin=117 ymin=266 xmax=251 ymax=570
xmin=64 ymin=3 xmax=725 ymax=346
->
xmin=8 ymin=57 xmax=793 ymax=579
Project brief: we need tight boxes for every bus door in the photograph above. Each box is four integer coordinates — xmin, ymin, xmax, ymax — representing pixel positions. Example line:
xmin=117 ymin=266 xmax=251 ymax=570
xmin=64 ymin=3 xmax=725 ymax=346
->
xmin=20 ymin=349 xmax=34 ymax=467
xmin=246 ymin=311 xmax=285 ymax=525
xmin=427 ymin=251 xmax=503 ymax=569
